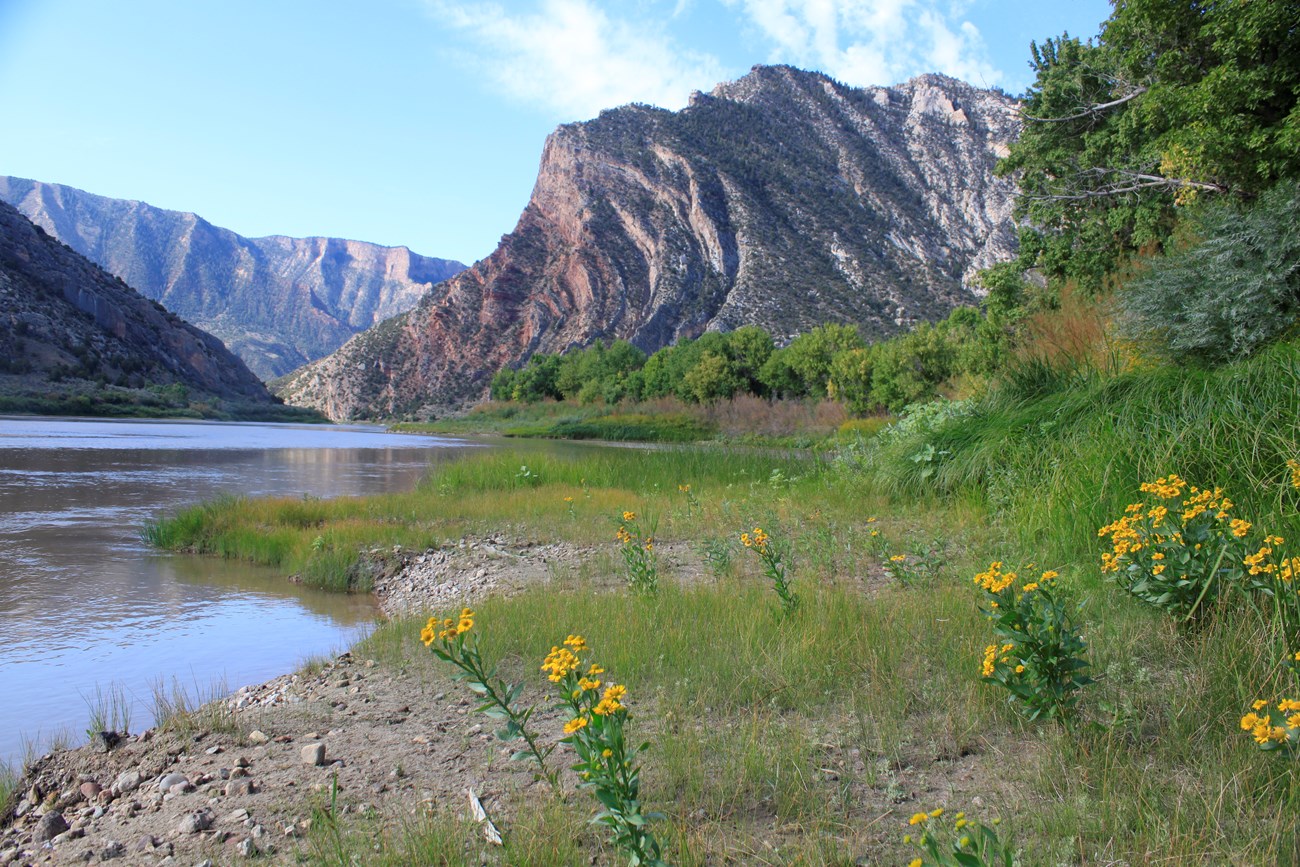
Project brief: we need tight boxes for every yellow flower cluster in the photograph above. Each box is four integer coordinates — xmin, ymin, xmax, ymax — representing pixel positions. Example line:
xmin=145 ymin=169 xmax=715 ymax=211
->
xmin=616 ymin=526 xmax=633 ymax=545
xmin=740 ymin=527 xmax=770 ymax=553
xmin=1099 ymin=478 xmax=1239 ymax=575
xmin=420 ymin=608 xmax=474 ymax=645
xmin=1240 ymin=701 xmax=1297 ymax=745
xmin=593 ymin=683 xmax=627 ymax=716
xmin=678 ymin=484 xmax=690 ymax=494
xmin=981 ymin=642 xmax=1014 ymax=677
xmin=1288 ymin=458 xmax=1300 ymax=490
xmin=974 ymin=561 xmax=1016 ymax=593
xmin=1140 ymin=474 xmax=1188 ymax=499
xmin=541 ymin=644 xmax=582 ymax=682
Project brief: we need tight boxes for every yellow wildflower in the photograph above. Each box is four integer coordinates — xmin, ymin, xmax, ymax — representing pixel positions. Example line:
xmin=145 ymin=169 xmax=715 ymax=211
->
xmin=908 ymin=812 xmax=928 ymax=826
xmin=1231 ymin=518 xmax=1252 ymax=538
xmin=929 ymin=808 xmax=944 ymax=818
xmin=890 ymin=554 xmax=907 ymax=563
xmin=563 ymin=634 xmax=588 ymax=652
xmin=1253 ymin=699 xmax=1269 ymax=711
xmin=541 ymin=646 xmax=581 ymax=681
xmin=623 ymin=511 xmax=636 ymax=522
xmin=563 ymin=716 xmax=588 ymax=734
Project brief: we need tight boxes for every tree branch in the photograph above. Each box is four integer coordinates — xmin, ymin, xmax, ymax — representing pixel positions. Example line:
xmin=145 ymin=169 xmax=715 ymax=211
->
xmin=1020 ymin=86 xmax=1148 ymax=122
xmin=1024 ymin=168 xmax=1228 ymax=201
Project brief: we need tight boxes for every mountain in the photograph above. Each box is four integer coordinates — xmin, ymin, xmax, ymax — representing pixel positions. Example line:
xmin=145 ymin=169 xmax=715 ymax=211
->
xmin=0 ymin=200 xmax=297 ymax=417
xmin=0 ymin=177 xmax=467 ymax=379
xmin=278 ymin=66 xmax=1020 ymax=420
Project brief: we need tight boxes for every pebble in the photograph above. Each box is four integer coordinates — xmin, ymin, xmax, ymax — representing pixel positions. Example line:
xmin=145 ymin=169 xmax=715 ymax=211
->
xmin=225 ymin=779 xmax=255 ymax=797
xmin=246 ymin=731 xmax=269 ymax=745
xmin=32 ymin=811 xmax=68 ymax=843
xmin=301 ymin=743 xmax=326 ymax=766
xmin=78 ymin=782 xmax=101 ymax=800
xmin=112 ymin=770 xmax=141 ymax=795
xmin=99 ymin=840 xmax=125 ymax=860
xmin=178 ymin=810 xmax=214 ymax=835
xmin=158 ymin=772 xmax=189 ymax=791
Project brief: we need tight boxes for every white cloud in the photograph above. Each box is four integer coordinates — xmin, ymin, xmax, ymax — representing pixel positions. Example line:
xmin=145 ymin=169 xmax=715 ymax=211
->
xmin=428 ymin=0 xmax=728 ymax=120
xmin=723 ymin=0 xmax=1003 ymax=88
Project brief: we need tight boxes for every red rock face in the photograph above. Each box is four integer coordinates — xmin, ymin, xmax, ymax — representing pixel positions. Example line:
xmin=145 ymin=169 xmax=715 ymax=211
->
xmin=281 ymin=67 xmax=1021 ymax=420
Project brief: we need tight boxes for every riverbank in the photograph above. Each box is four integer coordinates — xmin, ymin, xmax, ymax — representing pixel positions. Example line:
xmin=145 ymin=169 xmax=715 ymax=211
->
xmin=9 ymin=372 xmax=1300 ymax=866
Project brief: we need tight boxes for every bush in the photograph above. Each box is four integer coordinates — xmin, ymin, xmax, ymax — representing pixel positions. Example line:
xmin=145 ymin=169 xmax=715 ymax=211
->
xmin=1120 ymin=182 xmax=1300 ymax=365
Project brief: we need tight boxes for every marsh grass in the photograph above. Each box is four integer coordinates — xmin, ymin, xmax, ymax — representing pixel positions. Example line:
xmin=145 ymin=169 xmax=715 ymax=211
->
xmin=143 ymin=446 xmax=838 ymax=590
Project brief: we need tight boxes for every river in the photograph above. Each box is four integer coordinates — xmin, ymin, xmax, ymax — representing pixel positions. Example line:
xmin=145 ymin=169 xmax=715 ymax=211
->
xmin=0 ymin=416 xmax=479 ymax=765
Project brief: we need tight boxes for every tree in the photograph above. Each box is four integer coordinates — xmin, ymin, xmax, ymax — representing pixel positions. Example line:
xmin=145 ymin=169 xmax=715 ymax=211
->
xmin=1002 ymin=0 xmax=1300 ymax=288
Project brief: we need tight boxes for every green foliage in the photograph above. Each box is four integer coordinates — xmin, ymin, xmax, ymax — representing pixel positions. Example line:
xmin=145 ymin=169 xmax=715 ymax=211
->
xmin=904 ymin=808 xmax=1017 ymax=867
xmin=761 ymin=323 xmax=864 ymax=398
xmin=1002 ymin=0 xmax=1300 ymax=287
xmin=975 ymin=563 xmax=1093 ymax=721
xmin=1120 ymin=182 xmax=1300 ymax=364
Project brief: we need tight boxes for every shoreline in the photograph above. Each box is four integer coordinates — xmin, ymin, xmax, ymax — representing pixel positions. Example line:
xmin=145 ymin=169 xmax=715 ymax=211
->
xmin=0 ymin=535 xmax=705 ymax=866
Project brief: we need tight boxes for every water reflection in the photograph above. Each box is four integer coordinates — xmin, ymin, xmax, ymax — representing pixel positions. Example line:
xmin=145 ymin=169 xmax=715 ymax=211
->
xmin=0 ymin=417 xmax=478 ymax=764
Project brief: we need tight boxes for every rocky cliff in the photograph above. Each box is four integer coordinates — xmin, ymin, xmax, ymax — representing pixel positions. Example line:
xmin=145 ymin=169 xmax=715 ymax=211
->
xmin=0 ymin=177 xmax=466 ymax=379
xmin=0 ymin=200 xmax=280 ymax=413
xmin=278 ymin=66 xmax=1020 ymax=420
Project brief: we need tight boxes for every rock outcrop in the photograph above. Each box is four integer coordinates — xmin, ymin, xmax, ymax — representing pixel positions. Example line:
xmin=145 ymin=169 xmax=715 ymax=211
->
xmin=278 ymin=66 xmax=1020 ymax=420
xmin=0 ymin=200 xmax=279 ymax=411
xmin=0 ymin=177 xmax=466 ymax=378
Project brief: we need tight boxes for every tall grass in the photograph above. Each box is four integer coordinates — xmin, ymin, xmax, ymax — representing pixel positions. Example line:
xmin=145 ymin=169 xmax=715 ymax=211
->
xmin=857 ymin=338 xmax=1300 ymax=568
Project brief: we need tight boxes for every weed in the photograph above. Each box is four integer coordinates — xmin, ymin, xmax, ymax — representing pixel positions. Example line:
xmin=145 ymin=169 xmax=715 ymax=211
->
xmin=545 ymin=635 xmax=665 ymax=866
xmin=421 ymin=608 xmax=558 ymax=792
xmin=903 ymin=807 xmax=1016 ymax=866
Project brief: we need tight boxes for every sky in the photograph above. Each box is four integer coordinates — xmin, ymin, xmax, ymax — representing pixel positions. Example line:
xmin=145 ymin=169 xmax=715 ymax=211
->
xmin=0 ymin=0 xmax=1112 ymax=266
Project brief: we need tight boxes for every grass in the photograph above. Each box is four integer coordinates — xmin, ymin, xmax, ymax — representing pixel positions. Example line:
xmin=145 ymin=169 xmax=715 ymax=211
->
xmin=147 ymin=676 xmax=237 ymax=738
xmin=137 ymin=339 xmax=1300 ymax=864
xmin=848 ymin=339 xmax=1300 ymax=569
xmin=143 ymin=445 xmax=841 ymax=591
xmin=83 ymin=683 xmax=132 ymax=739
xmin=394 ymin=395 xmax=850 ymax=448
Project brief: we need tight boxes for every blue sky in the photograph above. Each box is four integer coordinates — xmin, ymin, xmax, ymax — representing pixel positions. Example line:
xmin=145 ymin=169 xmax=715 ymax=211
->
xmin=0 ymin=0 xmax=1111 ymax=265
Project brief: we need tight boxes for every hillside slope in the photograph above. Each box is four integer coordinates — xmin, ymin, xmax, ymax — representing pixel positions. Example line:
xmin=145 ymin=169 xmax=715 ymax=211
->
xmin=0 ymin=177 xmax=466 ymax=378
xmin=0 ymin=200 xmax=284 ymax=416
xmin=278 ymin=66 xmax=1019 ymax=420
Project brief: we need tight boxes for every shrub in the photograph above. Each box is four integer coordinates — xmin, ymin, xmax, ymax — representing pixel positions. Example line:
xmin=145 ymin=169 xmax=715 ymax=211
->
xmin=1120 ymin=182 xmax=1300 ymax=365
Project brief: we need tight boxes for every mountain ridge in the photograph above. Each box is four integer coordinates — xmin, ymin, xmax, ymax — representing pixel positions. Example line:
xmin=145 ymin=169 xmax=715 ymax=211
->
xmin=277 ymin=66 xmax=1019 ymax=420
xmin=0 ymin=199 xmax=285 ymax=415
xmin=0 ymin=176 xmax=466 ymax=378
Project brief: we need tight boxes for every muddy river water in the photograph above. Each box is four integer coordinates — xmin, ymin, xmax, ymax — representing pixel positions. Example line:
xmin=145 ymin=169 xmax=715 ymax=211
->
xmin=0 ymin=416 xmax=480 ymax=764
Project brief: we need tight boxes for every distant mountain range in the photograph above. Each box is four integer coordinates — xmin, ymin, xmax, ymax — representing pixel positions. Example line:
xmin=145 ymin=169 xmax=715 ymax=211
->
xmin=276 ymin=66 xmax=1020 ymax=420
xmin=0 ymin=200 xmax=284 ymax=416
xmin=0 ymin=177 xmax=466 ymax=379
